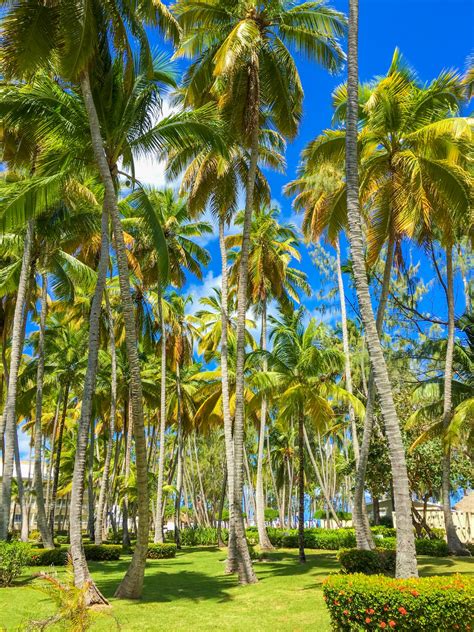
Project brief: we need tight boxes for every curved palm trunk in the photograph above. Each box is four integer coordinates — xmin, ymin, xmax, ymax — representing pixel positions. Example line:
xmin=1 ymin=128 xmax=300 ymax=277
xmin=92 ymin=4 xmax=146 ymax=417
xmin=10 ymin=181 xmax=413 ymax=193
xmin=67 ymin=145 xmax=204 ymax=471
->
xmin=346 ymin=0 xmax=417 ymax=578
xmin=256 ymin=300 xmax=273 ymax=550
xmin=95 ymin=292 xmax=117 ymax=546
xmin=45 ymin=394 xmax=61 ymax=520
xmin=49 ymin=382 xmax=70 ymax=537
xmin=218 ymin=217 xmax=237 ymax=573
xmin=33 ymin=275 xmax=54 ymax=549
xmin=0 ymin=220 xmax=33 ymax=540
xmin=335 ymin=238 xmax=360 ymax=462
xmin=353 ymin=230 xmax=395 ymax=550
xmin=154 ymin=289 xmax=167 ymax=544
xmin=232 ymin=98 xmax=259 ymax=583
xmin=298 ymin=412 xmax=306 ymax=564
xmin=441 ymin=246 xmax=469 ymax=555
xmin=69 ymin=206 xmax=109 ymax=604
xmin=80 ymin=71 xmax=149 ymax=599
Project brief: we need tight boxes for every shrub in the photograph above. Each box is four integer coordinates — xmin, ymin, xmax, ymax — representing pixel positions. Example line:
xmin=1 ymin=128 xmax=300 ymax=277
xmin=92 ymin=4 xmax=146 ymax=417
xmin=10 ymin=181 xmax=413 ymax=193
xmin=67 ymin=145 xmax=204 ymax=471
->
xmin=378 ymin=514 xmax=394 ymax=528
xmin=29 ymin=547 xmax=68 ymax=567
xmin=0 ymin=541 xmax=31 ymax=586
xmin=147 ymin=543 xmax=177 ymax=559
xmin=415 ymin=538 xmax=449 ymax=557
xmin=371 ymin=526 xmax=397 ymax=538
xmin=180 ymin=527 xmax=228 ymax=546
xmin=323 ymin=573 xmax=474 ymax=631
xmin=83 ymin=544 xmax=121 ymax=561
xmin=55 ymin=535 xmax=69 ymax=546
xmin=338 ymin=548 xmax=397 ymax=576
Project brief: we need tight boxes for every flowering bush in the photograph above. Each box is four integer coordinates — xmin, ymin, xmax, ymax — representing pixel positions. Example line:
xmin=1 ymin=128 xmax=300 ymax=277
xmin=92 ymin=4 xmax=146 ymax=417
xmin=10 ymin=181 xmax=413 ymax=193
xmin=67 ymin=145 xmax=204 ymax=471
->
xmin=323 ymin=573 xmax=474 ymax=631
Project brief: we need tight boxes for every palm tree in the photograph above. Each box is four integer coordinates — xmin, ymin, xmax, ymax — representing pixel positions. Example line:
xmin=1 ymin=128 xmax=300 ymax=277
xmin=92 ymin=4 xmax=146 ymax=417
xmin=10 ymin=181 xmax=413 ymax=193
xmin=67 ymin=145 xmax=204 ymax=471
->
xmin=175 ymin=0 xmax=345 ymax=583
xmin=124 ymin=187 xmax=211 ymax=543
xmin=251 ymin=309 xmax=364 ymax=562
xmin=227 ymin=205 xmax=310 ymax=550
xmin=345 ymin=0 xmax=418 ymax=577
xmin=172 ymin=125 xmax=283 ymax=570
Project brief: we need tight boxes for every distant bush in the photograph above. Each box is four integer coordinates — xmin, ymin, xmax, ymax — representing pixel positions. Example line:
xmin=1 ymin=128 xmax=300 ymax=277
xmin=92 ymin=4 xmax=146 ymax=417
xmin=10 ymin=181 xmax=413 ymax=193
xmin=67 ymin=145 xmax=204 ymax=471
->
xmin=323 ymin=573 xmax=474 ymax=631
xmin=378 ymin=514 xmax=394 ymax=528
xmin=0 ymin=541 xmax=31 ymax=586
xmin=338 ymin=548 xmax=396 ymax=575
xmin=147 ymin=543 xmax=177 ymax=559
xmin=415 ymin=538 xmax=449 ymax=557
xmin=29 ymin=547 xmax=68 ymax=567
xmin=83 ymin=544 xmax=121 ymax=561
xmin=180 ymin=527 xmax=228 ymax=546
xmin=55 ymin=535 xmax=69 ymax=545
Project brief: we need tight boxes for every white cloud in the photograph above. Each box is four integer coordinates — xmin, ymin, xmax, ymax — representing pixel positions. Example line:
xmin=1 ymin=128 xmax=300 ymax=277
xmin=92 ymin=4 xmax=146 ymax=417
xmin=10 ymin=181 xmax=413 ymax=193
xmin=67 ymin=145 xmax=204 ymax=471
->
xmin=185 ymin=270 xmax=223 ymax=316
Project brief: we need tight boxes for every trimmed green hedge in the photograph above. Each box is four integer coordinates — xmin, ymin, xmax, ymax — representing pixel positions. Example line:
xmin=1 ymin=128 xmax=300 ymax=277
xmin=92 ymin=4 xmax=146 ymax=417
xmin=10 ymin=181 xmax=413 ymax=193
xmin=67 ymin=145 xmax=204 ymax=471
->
xmin=147 ymin=543 xmax=177 ymax=559
xmin=29 ymin=547 xmax=68 ymax=566
xmin=338 ymin=548 xmax=396 ymax=576
xmin=323 ymin=573 xmax=474 ymax=631
xmin=29 ymin=544 xmax=121 ymax=566
xmin=83 ymin=544 xmax=121 ymax=561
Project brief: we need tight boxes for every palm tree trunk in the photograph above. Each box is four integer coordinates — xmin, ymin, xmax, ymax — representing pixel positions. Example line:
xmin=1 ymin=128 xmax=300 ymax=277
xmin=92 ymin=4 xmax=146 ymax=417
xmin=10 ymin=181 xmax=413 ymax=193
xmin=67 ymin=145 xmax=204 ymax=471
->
xmin=46 ymin=394 xmax=61 ymax=519
xmin=256 ymin=300 xmax=273 ymax=550
xmin=87 ymin=418 xmax=95 ymax=540
xmin=441 ymin=245 xmax=469 ymax=555
xmin=122 ymin=397 xmax=132 ymax=548
xmin=154 ymin=288 xmax=167 ymax=544
xmin=303 ymin=425 xmax=340 ymax=525
xmin=232 ymin=59 xmax=260 ymax=585
xmin=217 ymin=467 xmax=227 ymax=548
xmin=14 ymin=427 xmax=28 ymax=541
xmin=174 ymin=364 xmax=184 ymax=550
xmin=80 ymin=70 xmax=149 ymax=599
xmin=298 ymin=412 xmax=306 ymax=563
xmin=95 ymin=292 xmax=117 ymax=545
xmin=345 ymin=0 xmax=417 ymax=578
xmin=335 ymin=238 xmax=360 ymax=461
xmin=69 ymin=204 xmax=109 ymax=605
xmin=0 ymin=220 xmax=33 ymax=540
xmin=218 ymin=217 xmax=237 ymax=573
xmin=49 ymin=381 xmax=69 ymax=537
xmin=353 ymin=230 xmax=395 ymax=550
xmin=33 ymin=275 xmax=54 ymax=549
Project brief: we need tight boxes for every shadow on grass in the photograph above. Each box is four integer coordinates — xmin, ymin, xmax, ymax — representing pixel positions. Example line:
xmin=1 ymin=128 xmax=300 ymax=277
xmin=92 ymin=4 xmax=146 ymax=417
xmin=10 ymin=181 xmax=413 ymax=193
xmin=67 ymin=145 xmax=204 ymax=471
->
xmin=255 ymin=550 xmax=339 ymax=584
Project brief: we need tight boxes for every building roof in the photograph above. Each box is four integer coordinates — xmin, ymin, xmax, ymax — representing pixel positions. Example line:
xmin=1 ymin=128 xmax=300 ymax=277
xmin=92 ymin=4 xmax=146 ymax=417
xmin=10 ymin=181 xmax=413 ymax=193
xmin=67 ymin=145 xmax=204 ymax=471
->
xmin=454 ymin=491 xmax=474 ymax=513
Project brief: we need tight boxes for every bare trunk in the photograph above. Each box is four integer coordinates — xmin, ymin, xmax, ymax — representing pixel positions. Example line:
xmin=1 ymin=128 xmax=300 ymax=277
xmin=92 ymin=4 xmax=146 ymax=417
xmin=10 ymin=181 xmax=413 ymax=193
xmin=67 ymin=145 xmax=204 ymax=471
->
xmin=256 ymin=301 xmax=273 ymax=550
xmin=217 ymin=467 xmax=227 ymax=548
xmin=174 ymin=364 xmax=183 ymax=550
xmin=80 ymin=70 xmax=149 ymax=599
xmin=441 ymin=246 xmax=469 ymax=555
xmin=353 ymin=230 xmax=395 ymax=550
xmin=14 ymin=427 xmax=29 ymax=541
xmin=33 ymin=275 xmax=54 ymax=548
xmin=231 ymin=58 xmax=260 ymax=585
xmin=95 ymin=292 xmax=117 ymax=545
xmin=49 ymin=382 xmax=69 ymax=537
xmin=298 ymin=413 xmax=306 ymax=563
xmin=335 ymin=238 xmax=360 ymax=461
xmin=219 ymin=217 xmax=237 ymax=573
xmin=68 ymin=199 xmax=109 ymax=604
xmin=0 ymin=220 xmax=33 ymax=540
xmin=87 ymin=418 xmax=95 ymax=540
xmin=154 ymin=289 xmax=167 ymax=543
xmin=346 ymin=0 xmax=417 ymax=578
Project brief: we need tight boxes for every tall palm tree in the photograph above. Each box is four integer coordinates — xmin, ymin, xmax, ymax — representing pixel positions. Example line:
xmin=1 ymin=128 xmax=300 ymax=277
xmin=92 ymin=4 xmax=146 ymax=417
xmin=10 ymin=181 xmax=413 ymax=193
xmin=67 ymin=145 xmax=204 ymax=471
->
xmin=251 ymin=309 xmax=364 ymax=562
xmin=172 ymin=125 xmax=283 ymax=570
xmin=175 ymin=0 xmax=345 ymax=583
xmin=227 ymin=205 xmax=310 ymax=550
xmin=345 ymin=0 xmax=418 ymax=577
xmin=124 ymin=187 xmax=211 ymax=543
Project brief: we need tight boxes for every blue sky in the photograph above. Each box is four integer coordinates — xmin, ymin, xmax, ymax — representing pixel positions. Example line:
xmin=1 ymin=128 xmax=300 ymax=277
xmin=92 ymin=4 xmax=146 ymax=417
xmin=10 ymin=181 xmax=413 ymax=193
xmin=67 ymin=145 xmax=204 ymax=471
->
xmin=145 ymin=0 xmax=474 ymax=324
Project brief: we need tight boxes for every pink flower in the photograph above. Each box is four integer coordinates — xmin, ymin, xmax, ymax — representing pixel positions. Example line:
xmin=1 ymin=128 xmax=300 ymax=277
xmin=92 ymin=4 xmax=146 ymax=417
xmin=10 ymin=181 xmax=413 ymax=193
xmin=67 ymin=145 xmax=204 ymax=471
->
xmin=389 ymin=621 xmax=396 ymax=628
xmin=398 ymin=607 xmax=407 ymax=616
xmin=380 ymin=624 xmax=387 ymax=630
xmin=365 ymin=618 xmax=372 ymax=624
xmin=343 ymin=610 xmax=349 ymax=616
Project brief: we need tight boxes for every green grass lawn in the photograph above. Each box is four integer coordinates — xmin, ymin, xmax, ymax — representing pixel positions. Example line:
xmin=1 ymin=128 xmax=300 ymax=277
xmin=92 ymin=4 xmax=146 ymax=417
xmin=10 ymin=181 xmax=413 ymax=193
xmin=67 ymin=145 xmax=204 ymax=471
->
xmin=1 ymin=548 xmax=473 ymax=631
